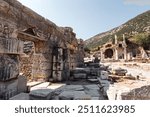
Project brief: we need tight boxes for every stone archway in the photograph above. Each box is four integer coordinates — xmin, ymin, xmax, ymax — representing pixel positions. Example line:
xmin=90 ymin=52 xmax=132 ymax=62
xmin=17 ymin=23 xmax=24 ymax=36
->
xmin=104 ymin=48 xmax=113 ymax=58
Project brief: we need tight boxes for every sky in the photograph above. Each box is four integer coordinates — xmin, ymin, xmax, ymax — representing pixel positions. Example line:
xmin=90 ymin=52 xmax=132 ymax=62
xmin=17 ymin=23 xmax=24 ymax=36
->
xmin=18 ymin=0 xmax=150 ymax=40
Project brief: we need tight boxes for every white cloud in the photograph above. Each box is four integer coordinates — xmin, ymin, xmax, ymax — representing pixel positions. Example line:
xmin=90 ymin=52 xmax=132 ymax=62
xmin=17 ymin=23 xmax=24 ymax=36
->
xmin=124 ymin=0 xmax=150 ymax=6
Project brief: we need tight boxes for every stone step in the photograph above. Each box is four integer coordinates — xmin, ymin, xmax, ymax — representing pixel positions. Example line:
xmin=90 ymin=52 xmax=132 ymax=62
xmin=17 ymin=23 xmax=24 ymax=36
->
xmin=9 ymin=93 xmax=29 ymax=100
xmin=58 ymin=91 xmax=91 ymax=100
xmin=30 ymin=82 xmax=51 ymax=91
xmin=29 ymin=89 xmax=54 ymax=100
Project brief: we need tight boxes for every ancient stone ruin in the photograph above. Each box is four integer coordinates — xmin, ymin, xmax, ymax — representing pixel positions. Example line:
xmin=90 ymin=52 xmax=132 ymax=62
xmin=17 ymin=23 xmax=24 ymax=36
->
xmin=0 ymin=0 xmax=150 ymax=100
xmin=99 ymin=34 xmax=149 ymax=62
xmin=0 ymin=0 xmax=84 ymax=99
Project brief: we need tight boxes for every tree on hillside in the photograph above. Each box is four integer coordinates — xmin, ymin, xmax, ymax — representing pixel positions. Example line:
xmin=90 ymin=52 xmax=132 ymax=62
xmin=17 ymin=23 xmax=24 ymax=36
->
xmin=133 ymin=33 xmax=150 ymax=50
xmin=84 ymin=47 xmax=91 ymax=53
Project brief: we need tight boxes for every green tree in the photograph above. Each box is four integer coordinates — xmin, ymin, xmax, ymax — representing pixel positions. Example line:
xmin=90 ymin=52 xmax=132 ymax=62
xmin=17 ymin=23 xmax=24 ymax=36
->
xmin=133 ymin=33 xmax=150 ymax=50
xmin=84 ymin=47 xmax=91 ymax=53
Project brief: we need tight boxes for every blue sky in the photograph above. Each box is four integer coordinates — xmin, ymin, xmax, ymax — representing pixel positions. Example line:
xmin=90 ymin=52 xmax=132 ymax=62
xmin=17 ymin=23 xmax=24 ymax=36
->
xmin=19 ymin=0 xmax=150 ymax=40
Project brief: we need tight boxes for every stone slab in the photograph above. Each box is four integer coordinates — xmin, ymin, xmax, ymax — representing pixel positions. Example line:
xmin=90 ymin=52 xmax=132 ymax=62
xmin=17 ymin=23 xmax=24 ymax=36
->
xmin=0 ymin=54 xmax=19 ymax=81
xmin=85 ymin=89 xmax=100 ymax=97
xmin=91 ymin=97 xmax=100 ymax=100
xmin=30 ymin=82 xmax=50 ymax=91
xmin=27 ymin=81 xmax=43 ymax=87
xmin=9 ymin=93 xmax=29 ymax=100
xmin=59 ymin=91 xmax=91 ymax=100
xmin=17 ymin=75 xmax=27 ymax=93
xmin=73 ymin=73 xmax=87 ymax=79
xmin=98 ymin=78 xmax=110 ymax=87
xmin=64 ymin=85 xmax=84 ymax=91
xmin=47 ymin=83 xmax=66 ymax=90
xmin=101 ymin=71 xmax=109 ymax=79
xmin=0 ymin=79 xmax=18 ymax=99
xmin=58 ymin=91 xmax=74 ymax=100
xmin=74 ymin=91 xmax=91 ymax=100
xmin=29 ymin=89 xmax=54 ymax=100
xmin=84 ymin=85 xmax=100 ymax=90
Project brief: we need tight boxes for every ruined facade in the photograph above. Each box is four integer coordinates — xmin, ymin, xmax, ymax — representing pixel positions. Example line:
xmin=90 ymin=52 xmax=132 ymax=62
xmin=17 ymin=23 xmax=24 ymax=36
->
xmin=0 ymin=0 xmax=84 ymax=99
xmin=100 ymin=35 xmax=149 ymax=61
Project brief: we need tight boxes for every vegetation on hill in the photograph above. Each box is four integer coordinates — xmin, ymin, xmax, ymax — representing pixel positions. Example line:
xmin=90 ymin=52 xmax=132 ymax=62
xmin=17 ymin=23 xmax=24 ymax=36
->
xmin=133 ymin=33 xmax=150 ymax=50
xmin=85 ymin=10 xmax=150 ymax=50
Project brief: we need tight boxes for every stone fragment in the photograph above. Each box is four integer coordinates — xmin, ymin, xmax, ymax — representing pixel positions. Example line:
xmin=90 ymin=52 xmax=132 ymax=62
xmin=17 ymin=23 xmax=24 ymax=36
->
xmin=9 ymin=93 xmax=29 ymax=100
xmin=84 ymin=84 xmax=100 ymax=90
xmin=59 ymin=91 xmax=91 ymax=100
xmin=64 ymin=85 xmax=84 ymax=91
xmin=73 ymin=73 xmax=87 ymax=79
xmin=0 ymin=79 xmax=18 ymax=99
xmin=85 ymin=89 xmax=100 ymax=97
xmin=17 ymin=75 xmax=27 ymax=93
xmin=30 ymin=82 xmax=50 ymax=91
xmin=101 ymin=71 xmax=108 ymax=80
xmin=29 ymin=89 xmax=54 ymax=100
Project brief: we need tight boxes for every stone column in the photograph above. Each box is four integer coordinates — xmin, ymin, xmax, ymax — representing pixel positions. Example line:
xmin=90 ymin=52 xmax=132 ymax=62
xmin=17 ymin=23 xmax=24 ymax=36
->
xmin=115 ymin=47 xmax=119 ymax=60
xmin=124 ymin=48 xmax=127 ymax=60
xmin=100 ymin=49 xmax=104 ymax=61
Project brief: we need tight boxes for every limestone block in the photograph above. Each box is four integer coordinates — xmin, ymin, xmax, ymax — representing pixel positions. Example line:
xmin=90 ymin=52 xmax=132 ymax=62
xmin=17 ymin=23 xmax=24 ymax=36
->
xmin=98 ymin=78 xmax=110 ymax=87
xmin=121 ymin=85 xmax=150 ymax=100
xmin=85 ymin=89 xmax=100 ymax=97
xmin=84 ymin=85 xmax=100 ymax=90
xmin=59 ymin=91 xmax=91 ymax=100
xmin=0 ymin=54 xmax=19 ymax=81
xmin=101 ymin=71 xmax=109 ymax=80
xmin=9 ymin=93 xmax=29 ymax=100
xmin=29 ymin=89 xmax=54 ymax=100
xmin=30 ymin=82 xmax=50 ymax=91
xmin=0 ymin=38 xmax=24 ymax=54
xmin=0 ymin=79 xmax=18 ymax=99
xmin=74 ymin=91 xmax=91 ymax=100
xmin=64 ymin=85 xmax=84 ymax=91
xmin=73 ymin=73 xmax=87 ymax=79
xmin=17 ymin=75 xmax=27 ymax=93
xmin=58 ymin=91 xmax=74 ymax=100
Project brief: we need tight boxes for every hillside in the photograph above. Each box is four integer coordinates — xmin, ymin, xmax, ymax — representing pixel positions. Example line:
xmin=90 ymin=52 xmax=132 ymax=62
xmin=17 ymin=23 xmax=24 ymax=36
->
xmin=85 ymin=10 xmax=150 ymax=50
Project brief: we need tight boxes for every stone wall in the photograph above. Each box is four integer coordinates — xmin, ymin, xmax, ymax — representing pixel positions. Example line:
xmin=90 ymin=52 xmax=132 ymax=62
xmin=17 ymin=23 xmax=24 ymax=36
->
xmin=0 ymin=0 xmax=84 ymax=84
xmin=121 ymin=85 xmax=150 ymax=100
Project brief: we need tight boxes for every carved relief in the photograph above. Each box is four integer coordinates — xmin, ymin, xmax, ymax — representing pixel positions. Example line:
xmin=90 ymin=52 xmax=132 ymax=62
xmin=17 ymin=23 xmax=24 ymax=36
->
xmin=0 ymin=23 xmax=14 ymax=38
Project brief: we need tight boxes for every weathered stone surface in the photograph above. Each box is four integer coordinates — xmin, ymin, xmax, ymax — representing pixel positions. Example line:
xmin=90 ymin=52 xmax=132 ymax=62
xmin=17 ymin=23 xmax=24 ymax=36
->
xmin=74 ymin=91 xmax=91 ymax=100
xmin=29 ymin=89 xmax=54 ymax=100
xmin=84 ymin=84 xmax=100 ymax=90
xmin=0 ymin=38 xmax=24 ymax=54
xmin=73 ymin=73 xmax=87 ymax=79
xmin=85 ymin=89 xmax=100 ymax=97
xmin=0 ymin=79 xmax=18 ymax=99
xmin=58 ymin=91 xmax=74 ymax=100
xmin=17 ymin=75 xmax=27 ymax=93
xmin=121 ymin=85 xmax=150 ymax=100
xmin=30 ymin=82 xmax=51 ymax=91
xmin=0 ymin=0 xmax=84 ymax=94
xmin=59 ymin=91 xmax=91 ymax=100
xmin=98 ymin=78 xmax=110 ymax=87
xmin=0 ymin=54 xmax=19 ymax=81
xmin=64 ymin=85 xmax=84 ymax=91
xmin=101 ymin=71 xmax=108 ymax=79
xmin=9 ymin=93 xmax=29 ymax=100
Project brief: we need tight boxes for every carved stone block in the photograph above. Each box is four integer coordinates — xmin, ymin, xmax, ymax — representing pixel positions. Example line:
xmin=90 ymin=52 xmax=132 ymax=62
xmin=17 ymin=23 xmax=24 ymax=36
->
xmin=0 ymin=54 xmax=19 ymax=81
